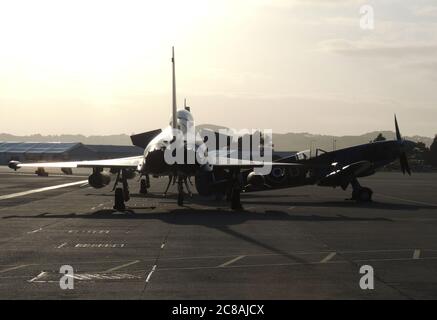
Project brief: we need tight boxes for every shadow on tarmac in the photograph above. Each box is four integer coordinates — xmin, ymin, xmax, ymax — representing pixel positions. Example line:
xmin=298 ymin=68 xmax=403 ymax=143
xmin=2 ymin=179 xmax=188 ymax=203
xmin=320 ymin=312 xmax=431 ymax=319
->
xmin=241 ymin=200 xmax=437 ymax=211
xmin=3 ymin=207 xmax=393 ymax=224
xmin=3 ymin=209 xmax=390 ymax=266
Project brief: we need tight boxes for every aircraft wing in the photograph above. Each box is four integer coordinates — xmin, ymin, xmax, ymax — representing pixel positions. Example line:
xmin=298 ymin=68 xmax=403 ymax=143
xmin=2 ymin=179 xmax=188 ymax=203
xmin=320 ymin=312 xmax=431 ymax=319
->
xmin=336 ymin=161 xmax=374 ymax=177
xmin=9 ymin=156 xmax=143 ymax=170
xmin=318 ymin=161 xmax=375 ymax=188
xmin=9 ymin=154 xmax=300 ymax=172
xmin=210 ymin=155 xmax=302 ymax=169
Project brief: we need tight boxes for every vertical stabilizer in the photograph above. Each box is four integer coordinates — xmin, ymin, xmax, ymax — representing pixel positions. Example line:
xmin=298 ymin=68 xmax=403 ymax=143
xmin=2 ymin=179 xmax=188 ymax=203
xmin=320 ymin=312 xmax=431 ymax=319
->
xmin=172 ymin=47 xmax=177 ymax=129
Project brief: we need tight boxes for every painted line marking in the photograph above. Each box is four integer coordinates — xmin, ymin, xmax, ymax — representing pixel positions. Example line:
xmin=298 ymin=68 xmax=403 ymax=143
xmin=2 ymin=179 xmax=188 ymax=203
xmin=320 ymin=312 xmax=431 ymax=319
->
xmin=218 ymin=255 xmax=246 ymax=267
xmin=0 ymin=264 xmax=29 ymax=274
xmin=0 ymin=180 xmax=88 ymax=200
xmin=377 ymin=193 xmax=437 ymax=207
xmin=75 ymin=243 xmax=125 ymax=248
xmin=145 ymin=265 xmax=157 ymax=283
xmin=57 ymin=243 xmax=67 ymax=249
xmin=73 ymin=273 xmax=140 ymax=280
xmin=68 ymin=230 xmax=110 ymax=234
xmin=105 ymin=260 xmax=140 ymax=273
xmin=92 ymin=203 xmax=105 ymax=210
xmin=320 ymin=252 xmax=336 ymax=263
xmin=413 ymin=249 xmax=421 ymax=260
xmin=157 ymin=255 xmax=437 ymax=272
xmin=28 ymin=271 xmax=47 ymax=283
xmin=27 ymin=228 xmax=42 ymax=234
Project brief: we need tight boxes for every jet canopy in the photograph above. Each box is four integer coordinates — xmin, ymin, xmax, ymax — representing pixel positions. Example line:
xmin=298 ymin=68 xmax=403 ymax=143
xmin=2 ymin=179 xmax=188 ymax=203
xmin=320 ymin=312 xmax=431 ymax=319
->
xmin=169 ymin=109 xmax=194 ymax=133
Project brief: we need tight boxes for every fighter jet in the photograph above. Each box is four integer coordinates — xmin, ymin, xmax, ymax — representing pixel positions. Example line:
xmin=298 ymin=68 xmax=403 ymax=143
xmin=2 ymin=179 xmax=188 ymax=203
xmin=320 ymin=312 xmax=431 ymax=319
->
xmin=236 ymin=116 xmax=415 ymax=202
xmin=9 ymin=47 xmax=298 ymax=211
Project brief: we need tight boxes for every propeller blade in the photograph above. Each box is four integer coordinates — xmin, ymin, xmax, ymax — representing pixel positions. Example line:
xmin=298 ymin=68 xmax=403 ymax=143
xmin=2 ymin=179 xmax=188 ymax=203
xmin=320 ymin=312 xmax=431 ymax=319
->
xmin=394 ymin=114 xmax=402 ymax=141
xmin=399 ymin=152 xmax=411 ymax=176
xmin=399 ymin=155 xmax=406 ymax=174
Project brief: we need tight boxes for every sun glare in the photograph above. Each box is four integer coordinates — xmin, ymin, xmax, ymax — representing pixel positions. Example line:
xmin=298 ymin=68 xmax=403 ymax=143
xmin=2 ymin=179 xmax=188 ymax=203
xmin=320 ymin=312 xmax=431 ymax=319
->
xmin=0 ymin=0 xmax=218 ymax=102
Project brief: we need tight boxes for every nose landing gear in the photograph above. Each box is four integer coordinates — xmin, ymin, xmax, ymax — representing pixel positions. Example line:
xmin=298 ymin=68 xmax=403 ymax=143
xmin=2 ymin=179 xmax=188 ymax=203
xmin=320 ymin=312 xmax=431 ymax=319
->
xmin=163 ymin=174 xmax=193 ymax=206
xmin=177 ymin=176 xmax=184 ymax=206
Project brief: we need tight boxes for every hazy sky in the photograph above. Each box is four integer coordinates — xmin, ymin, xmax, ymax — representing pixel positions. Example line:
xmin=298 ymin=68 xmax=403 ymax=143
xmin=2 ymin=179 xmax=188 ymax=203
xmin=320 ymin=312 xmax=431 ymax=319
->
xmin=0 ymin=0 xmax=436 ymax=137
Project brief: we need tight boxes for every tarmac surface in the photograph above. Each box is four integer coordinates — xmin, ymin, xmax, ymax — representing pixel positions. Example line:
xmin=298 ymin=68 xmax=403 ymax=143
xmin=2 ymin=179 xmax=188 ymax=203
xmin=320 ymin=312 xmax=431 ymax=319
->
xmin=0 ymin=166 xmax=437 ymax=299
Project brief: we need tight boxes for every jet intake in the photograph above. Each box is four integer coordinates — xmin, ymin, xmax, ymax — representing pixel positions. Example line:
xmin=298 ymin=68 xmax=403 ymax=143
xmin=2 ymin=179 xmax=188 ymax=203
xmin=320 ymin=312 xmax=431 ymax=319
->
xmin=88 ymin=171 xmax=111 ymax=189
xmin=247 ymin=172 xmax=265 ymax=188
xmin=8 ymin=160 xmax=20 ymax=171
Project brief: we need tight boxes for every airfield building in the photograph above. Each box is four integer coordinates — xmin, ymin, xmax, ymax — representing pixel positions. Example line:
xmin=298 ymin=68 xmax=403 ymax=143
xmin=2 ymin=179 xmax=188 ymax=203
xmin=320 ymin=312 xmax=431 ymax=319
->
xmin=0 ymin=142 xmax=143 ymax=165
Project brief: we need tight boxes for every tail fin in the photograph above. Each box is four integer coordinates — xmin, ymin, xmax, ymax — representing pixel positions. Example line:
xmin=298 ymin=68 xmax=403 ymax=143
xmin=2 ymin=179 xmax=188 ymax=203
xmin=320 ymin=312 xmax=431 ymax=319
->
xmin=172 ymin=46 xmax=177 ymax=129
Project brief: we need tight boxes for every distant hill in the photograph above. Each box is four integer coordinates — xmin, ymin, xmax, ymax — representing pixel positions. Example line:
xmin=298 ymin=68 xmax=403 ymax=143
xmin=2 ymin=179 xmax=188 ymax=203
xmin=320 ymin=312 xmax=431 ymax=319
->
xmin=271 ymin=131 xmax=433 ymax=152
xmin=1 ymin=127 xmax=433 ymax=151
xmin=0 ymin=133 xmax=133 ymax=146
xmin=197 ymin=125 xmax=434 ymax=151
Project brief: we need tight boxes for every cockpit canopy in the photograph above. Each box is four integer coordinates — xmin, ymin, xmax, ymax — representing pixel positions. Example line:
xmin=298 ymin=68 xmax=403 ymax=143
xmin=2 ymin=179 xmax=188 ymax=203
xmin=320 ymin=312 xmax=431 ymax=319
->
xmin=295 ymin=150 xmax=312 ymax=160
xmin=169 ymin=109 xmax=194 ymax=133
xmin=293 ymin=148 xmax=327 ymax=161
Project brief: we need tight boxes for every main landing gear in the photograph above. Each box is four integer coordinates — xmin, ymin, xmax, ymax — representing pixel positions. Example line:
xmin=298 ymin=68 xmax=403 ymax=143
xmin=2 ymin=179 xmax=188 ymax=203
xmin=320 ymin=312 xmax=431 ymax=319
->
xmin=113 ymin=169 xmax=130 ymax=211
xmin=229 ymin=169 xmax=243 ymax=210
xmin=139 ymin=174 xmax=150 ymax=195
xmin=350 ymin=178 xmax=373 ymax=202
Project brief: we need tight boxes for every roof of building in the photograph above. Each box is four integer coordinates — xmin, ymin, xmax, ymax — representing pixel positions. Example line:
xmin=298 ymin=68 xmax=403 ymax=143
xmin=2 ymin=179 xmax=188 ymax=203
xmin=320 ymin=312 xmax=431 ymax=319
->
xmin=0 ymin=142 xmax=82 ymax=154
xmin=85 ymin=144 xmax=143 ymax=154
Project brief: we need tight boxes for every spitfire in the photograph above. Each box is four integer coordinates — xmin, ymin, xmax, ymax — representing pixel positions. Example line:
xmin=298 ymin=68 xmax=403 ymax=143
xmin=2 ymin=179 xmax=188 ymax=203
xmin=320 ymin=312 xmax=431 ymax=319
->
xmin=241 ymin=115 xmax=415 ymax=202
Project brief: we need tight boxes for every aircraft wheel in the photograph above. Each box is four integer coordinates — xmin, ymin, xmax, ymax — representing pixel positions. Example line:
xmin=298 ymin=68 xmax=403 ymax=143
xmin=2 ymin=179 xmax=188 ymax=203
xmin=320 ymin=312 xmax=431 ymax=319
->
xmin=123 ymin=188 xmax=130 ymax=202
xmin=352 ymin=189 xmax=360 ymax=200
xmin=177 ymin=192 xmax=184 ymax=206
xmin=113 ymin=188 xmax=126 ymax=211
xmin=145 ymin=175 xmax=151 ymax=188
xmin=230 ymin=189 xmax=243 ymax=210
xmin=140 ymin=179 xmax=148 ymax=194
xmin=358 ymin=188 xmax=373 ymax=202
